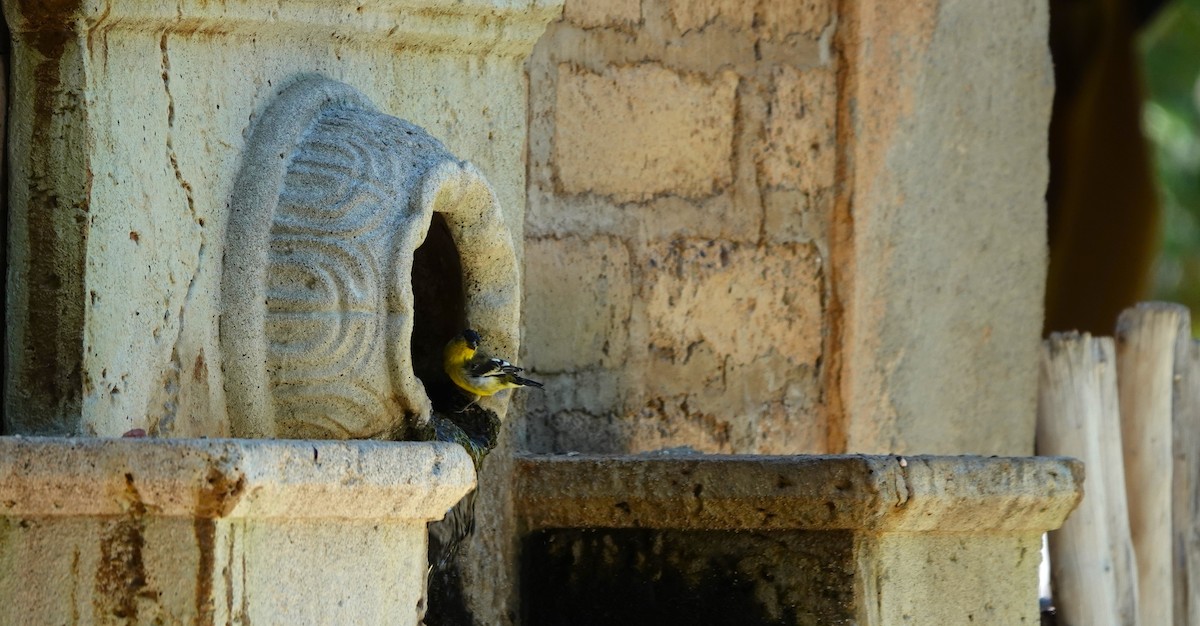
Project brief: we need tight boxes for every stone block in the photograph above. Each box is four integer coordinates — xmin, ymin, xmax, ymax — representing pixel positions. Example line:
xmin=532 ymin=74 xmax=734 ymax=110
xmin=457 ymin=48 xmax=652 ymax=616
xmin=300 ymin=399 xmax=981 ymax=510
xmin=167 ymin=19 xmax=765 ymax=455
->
xmin=763 ymin=187 xmax=827 ymax=244
xmin=553 ymin=63 xmax=738 ymax=201
xmin=523 ymin=236 xmax=632 ymax=371
xmin=0 ymin=437 xmax=475 ymax=626
xmin=762 ymin=65 xmax=836 ymax=192
xmin=862 ymin=533 xmax=1044 ymax=625
xmin=642 ymin=240 xmax=823 ymax=369
xmin=760 ymin=0 xmax=833 ymax=40
xmin=515 ymin=454 xmax=1082 ymax=532
xmin=564 ymin=0 xmax=641 ymax=28
xmin=666 ymin=0 xmax=755 ymax=32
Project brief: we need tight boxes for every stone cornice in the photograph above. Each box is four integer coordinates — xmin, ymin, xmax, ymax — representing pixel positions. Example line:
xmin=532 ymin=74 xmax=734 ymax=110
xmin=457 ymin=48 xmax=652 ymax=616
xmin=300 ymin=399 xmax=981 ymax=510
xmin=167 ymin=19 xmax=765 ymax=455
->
xmin=4 ymin=0 xmax=563 ymax=56
xmin=515 ymin=453 xmax=1083 ymax=533
xmin=0 ymin=436 xmax=476 ymax=520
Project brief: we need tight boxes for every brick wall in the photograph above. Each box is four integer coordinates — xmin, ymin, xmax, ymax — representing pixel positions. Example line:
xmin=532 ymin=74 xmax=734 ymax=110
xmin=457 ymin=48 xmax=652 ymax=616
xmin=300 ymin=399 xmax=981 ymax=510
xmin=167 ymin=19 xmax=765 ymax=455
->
xmin=522 ymin=0 xmax=836 ymax=454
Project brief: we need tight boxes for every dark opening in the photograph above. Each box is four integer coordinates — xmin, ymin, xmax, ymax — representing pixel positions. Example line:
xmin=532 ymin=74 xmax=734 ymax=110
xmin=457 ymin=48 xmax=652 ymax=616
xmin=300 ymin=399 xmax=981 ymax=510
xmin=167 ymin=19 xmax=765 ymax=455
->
xmin=411 ymin=212 xmax=467 ymax=413
xmin=521 ymin=529 xmax=857 ymax=626
xmin=413 ymin=213 xmax=506 ymax=625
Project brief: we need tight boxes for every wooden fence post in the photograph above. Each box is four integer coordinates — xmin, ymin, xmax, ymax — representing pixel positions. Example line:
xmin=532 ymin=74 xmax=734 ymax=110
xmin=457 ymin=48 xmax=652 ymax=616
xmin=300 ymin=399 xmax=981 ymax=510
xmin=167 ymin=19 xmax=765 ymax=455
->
xmin=1038 ymin=332 xmax=1135 ymax=625
xmin=1116 ymin=302 xmax=1190 ymax=626
xmin=1174 ymin=335 xmax=1199 ymax=626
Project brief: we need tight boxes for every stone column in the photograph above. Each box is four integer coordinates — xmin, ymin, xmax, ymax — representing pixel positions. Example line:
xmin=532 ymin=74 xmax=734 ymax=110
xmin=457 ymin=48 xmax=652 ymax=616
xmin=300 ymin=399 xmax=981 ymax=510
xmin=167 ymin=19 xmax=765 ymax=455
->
xmin=831 ymin=0 xmax=1053 ymax=456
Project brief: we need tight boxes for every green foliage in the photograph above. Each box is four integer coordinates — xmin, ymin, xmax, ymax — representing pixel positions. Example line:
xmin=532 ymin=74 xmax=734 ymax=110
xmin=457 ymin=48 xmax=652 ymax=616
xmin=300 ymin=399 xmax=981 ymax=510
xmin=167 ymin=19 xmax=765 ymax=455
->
xmin=1141 ymin=0 xmax=1200 ymax=332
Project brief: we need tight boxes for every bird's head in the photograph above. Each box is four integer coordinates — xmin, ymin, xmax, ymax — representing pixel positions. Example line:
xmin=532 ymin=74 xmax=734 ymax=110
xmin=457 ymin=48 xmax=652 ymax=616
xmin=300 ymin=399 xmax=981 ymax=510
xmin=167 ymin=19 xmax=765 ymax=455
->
xmin=462 ymin=329 xmax=482 ymax=350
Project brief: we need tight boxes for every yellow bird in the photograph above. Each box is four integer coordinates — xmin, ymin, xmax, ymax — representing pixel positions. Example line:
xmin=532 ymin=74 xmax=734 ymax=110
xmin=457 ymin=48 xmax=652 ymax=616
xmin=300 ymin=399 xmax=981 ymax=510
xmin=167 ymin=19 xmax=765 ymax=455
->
xmin=443 ymin=329 xmax=543 ymax=400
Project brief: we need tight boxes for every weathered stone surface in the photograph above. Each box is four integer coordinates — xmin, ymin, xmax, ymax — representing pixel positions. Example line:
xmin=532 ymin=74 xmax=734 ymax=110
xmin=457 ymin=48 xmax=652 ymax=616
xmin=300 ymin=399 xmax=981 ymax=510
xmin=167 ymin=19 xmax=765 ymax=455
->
xmin=762 ymin=65 xmax=836 ymax=193
xmin=760 ymin=0 xmax=833 ymax=39
xmin=0 ymin=436 xmax=475 ymax=625
xmin=564 ymin=0 xmax=641 ymax=28
xmin=553 ymin=63 xmax=738 ymax=201
xmin=523 ymin=235 xmax=632 ymax=372
xmin=520 ymin=239 xmax=826 ymax=456
xmin=666 ymin=0 xmax=755 ymax=32
xmin=515 ymin=454 xmax=1082 ymax=532
xmin=524 ymin=0 xmax=836 ymax=467
xmin=859 ymin=533 xmax=1045 ymax=625
xmin=222 ymin=77 xmax=519 ymax=440
xmin=763 ymin=188 xmax=828 ymax=244
xmin=643 ymin=240 xmax=823 ymax=371
xmin=530 ymin=0 xmax=1053 ymax=466
xmin=515 ymin=453 xmax=1080 ymax=625
xmin=1 ymin=0 xmax=560 ymax=437
xmin=833 ymin=0 xmax=1053 ymax=455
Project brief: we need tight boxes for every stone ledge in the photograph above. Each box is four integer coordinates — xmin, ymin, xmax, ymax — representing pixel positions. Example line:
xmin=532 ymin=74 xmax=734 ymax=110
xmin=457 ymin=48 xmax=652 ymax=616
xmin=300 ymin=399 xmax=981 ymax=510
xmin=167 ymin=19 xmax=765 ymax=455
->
xmin=515 ymin=453 xmax=1082 ymax=533
xmin=3 ymin=0 xmax=562 ymax=56
xmin=0 ymin=436 xmax=475 ymax=521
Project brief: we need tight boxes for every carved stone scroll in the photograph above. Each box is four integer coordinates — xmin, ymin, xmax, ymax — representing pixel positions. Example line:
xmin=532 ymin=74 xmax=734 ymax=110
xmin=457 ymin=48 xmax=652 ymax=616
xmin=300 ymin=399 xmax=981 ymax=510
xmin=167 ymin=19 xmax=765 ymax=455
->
xmin=222 ymin=76 xmax=520 ymax=440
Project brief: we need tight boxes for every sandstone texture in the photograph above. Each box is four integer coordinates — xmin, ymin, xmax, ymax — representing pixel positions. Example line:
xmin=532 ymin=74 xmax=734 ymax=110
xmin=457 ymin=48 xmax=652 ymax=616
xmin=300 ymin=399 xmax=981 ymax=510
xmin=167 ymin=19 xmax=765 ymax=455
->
xmin=833 ymin=0 xmax=1052 ymax=455
xmin=222 ymin=77 xmax=519 ymax=440
xmin=525 ymin=0 xmax=835 ymax=457
xmin=516 ymin=453 xmax=1081 ymax=625
xmin=524 ymin=0 xmax=1052 ymax=458
xmin=0 ymin=436 xmax=475 ymax=626
xmin=2 ymin=0 xmax=558 ymax=438
xmin=553 ymin=63 xmax=738 ymax=201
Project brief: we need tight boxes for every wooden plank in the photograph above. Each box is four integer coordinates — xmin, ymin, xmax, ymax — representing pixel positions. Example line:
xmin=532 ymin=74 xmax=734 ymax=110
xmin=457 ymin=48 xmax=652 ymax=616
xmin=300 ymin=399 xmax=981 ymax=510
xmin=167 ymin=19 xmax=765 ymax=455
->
xmin=1037 ymin=332 xmax=1129 ymax=626
xmin=1174 ymin=337 xmax=1200 ymax=626
xmin=1098 ymin=334 xmax=1141 ymax=626
xmin=1117 ymin=302 xmax=1190 ymax=626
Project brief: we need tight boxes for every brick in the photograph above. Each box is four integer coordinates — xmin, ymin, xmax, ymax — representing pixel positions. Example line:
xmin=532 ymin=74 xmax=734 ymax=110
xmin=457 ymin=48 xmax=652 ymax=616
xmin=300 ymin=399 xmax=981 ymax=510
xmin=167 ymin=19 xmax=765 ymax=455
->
xmin=523 ymin=236 xmax=632 ymax=372
xmin=666 ymin=0 xmax=754 ymax=32
xmin=554 ymin=63 xmax=738 ymax=201
xmin=564 ymin=0 xmax=641 ymax=28
xmin=730 ymin=399 xmax=826 ymax=454
xmin=762 ymin=65 xmax=836 ymax=192
xmin=760 ymin=0 xmax=833 ymax=39
xmin=642 ymin=240 xmax=823 ymax=370
xmin=763 ymin=188 xmax=828 ymax=244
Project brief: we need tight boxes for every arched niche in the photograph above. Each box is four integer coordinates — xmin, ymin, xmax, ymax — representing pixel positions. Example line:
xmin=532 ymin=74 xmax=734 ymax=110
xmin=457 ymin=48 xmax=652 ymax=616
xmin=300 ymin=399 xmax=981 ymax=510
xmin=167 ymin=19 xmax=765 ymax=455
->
xmin=221 ymin=76 xmax=520 ymax=440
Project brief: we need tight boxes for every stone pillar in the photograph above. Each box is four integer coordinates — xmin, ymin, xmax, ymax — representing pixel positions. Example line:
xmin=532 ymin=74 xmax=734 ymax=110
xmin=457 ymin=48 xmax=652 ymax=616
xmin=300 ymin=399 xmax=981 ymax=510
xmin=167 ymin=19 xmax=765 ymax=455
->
xmin=0 ymin=437 xmax=475 ymax=625
xmin=832 ymin=0 xmax=1053 ymax=456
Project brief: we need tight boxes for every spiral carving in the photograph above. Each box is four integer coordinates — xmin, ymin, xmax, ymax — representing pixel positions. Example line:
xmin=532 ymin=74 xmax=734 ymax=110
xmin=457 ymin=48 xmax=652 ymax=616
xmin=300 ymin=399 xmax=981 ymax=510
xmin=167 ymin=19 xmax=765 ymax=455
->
xmin=222 ymin=76 xmax=520 ymax=440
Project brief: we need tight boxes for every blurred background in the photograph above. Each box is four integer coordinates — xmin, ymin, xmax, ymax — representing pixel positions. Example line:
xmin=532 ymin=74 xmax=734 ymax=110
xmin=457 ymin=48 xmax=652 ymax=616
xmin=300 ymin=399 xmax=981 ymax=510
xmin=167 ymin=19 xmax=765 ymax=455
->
xmin=1143 ymin=0 xmax=1200 ymax=330
xmin=1047 ymin=0 xmax=1200 ymax=336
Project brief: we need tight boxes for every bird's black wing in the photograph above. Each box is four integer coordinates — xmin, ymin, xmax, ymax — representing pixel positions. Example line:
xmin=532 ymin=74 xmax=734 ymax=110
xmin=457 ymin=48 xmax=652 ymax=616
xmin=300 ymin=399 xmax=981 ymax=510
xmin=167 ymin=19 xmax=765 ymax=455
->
xmin=468 ymin=355 xmax=523 ymax=378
